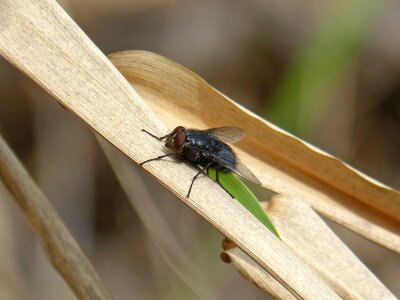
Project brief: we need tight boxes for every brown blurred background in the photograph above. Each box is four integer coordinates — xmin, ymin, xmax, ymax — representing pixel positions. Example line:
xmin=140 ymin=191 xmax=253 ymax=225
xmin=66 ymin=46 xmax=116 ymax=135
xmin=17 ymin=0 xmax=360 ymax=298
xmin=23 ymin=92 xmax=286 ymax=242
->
xmin=0 ymin=0 xmax=399 ymax=299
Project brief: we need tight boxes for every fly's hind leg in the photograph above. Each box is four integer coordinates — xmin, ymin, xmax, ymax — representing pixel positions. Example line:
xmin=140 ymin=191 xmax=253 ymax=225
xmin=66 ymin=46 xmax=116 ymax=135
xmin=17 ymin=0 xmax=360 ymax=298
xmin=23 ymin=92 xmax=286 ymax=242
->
xmin=214 ymin=166 xmax=234 ymax=198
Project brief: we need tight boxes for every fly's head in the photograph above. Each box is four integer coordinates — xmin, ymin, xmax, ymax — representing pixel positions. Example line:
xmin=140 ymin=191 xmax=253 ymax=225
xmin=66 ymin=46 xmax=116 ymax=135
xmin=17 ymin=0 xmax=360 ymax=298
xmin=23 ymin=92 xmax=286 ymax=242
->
xmin=165 ymin=126 xmax=186 ymax=154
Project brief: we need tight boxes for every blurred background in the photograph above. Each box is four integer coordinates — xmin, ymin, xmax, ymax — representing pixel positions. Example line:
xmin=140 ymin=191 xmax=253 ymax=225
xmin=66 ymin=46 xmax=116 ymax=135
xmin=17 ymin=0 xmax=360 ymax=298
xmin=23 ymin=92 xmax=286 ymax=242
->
xmin=0 ymin=0 xmax=399 ymax=299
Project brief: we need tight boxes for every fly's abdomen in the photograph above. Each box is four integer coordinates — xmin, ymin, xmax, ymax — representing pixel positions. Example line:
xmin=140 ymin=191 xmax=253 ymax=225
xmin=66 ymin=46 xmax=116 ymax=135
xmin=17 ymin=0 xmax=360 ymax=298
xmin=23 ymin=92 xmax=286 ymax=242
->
xmin=214 ymin=145 xmax=237 ymax=171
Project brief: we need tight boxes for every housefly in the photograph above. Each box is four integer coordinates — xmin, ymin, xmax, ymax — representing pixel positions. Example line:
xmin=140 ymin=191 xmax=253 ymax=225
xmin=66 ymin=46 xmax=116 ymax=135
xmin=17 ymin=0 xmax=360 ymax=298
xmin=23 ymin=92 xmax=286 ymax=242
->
xmin=140 ymin=126 xmax=261 ymax=197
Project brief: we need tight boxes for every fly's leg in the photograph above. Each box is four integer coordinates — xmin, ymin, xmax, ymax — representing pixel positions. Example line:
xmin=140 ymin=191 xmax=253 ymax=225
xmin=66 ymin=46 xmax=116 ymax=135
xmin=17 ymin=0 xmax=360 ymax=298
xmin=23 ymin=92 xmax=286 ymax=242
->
xmin=187 ymin=170 xmax=203 ymax=198
xmin=142 ymin=129 xmax=170 ymax=141
xmin=187 ymin=162 xmax=213 ymax=198
xmin=140 ymin=129 xmax=174 ymax=165
xmin=215 ymin=166 xmax=234 ymax=198
xmin=140 ymin=153 xmax=174 ymax=166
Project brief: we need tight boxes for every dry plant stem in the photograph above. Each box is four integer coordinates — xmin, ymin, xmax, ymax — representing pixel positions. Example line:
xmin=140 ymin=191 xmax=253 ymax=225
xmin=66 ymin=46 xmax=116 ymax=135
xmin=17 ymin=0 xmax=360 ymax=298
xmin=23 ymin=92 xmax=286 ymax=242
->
xmin=0 ymin=135 xmax=113 ymax=300
xmin=0 ymin=1 xmax=340 ymax=299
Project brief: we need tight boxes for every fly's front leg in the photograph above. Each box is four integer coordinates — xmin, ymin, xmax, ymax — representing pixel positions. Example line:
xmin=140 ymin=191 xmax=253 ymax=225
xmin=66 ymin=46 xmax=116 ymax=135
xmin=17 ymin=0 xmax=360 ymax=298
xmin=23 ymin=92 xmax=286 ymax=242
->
xmin=140 ymin=129 xmax=174 ymax=165
xmin=142 ymin=129 xmax=170 ymax=141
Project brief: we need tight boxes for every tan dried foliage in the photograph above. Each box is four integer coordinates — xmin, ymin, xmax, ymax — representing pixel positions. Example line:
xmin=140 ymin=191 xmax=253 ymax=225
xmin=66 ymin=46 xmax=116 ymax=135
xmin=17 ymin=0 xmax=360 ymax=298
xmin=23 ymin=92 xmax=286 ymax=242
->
xmin=0 ymin=0 xmax=398 ymax=299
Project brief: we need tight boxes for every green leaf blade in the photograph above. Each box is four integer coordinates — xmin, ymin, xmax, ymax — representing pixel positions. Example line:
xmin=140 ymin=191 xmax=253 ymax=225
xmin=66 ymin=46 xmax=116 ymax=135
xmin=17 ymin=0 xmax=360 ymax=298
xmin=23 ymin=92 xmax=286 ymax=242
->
xmin=207 ymin=168 xmax=280 ymax=239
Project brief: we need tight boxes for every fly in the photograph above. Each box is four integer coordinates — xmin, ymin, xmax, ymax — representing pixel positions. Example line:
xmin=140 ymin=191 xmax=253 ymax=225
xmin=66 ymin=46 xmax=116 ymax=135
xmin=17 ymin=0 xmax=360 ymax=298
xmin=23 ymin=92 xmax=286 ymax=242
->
xmin=140 ymin=126 xmax=261 ymax=197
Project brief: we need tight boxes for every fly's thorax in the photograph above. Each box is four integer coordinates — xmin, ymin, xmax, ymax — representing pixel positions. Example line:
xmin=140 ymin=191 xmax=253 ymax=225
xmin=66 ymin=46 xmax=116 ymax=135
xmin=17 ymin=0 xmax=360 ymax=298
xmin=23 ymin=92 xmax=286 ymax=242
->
xmin=185 ymin=131 xmax=218 ymax=149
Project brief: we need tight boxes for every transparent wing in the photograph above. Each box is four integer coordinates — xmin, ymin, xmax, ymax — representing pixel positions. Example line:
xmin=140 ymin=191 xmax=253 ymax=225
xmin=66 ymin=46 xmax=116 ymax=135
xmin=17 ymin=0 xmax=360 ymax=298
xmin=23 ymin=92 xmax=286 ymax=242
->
xmin=210 ymin=151 xmax=262 ymax=185
xmin=232 ymin=160 xmax=262 ymax=185
xmin=205 ymin=126 xmax=246 ymax=143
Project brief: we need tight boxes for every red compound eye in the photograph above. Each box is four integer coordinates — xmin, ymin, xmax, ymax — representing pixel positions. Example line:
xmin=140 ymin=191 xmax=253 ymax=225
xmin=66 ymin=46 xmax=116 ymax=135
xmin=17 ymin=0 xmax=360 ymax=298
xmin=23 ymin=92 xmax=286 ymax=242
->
xmin=172 ymin=126 xmax=185 ymax=135
xmin=165 ymin=126 xmax=186 ymax=151
xmin=174 ymin=130 xmax=186 ymax=150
